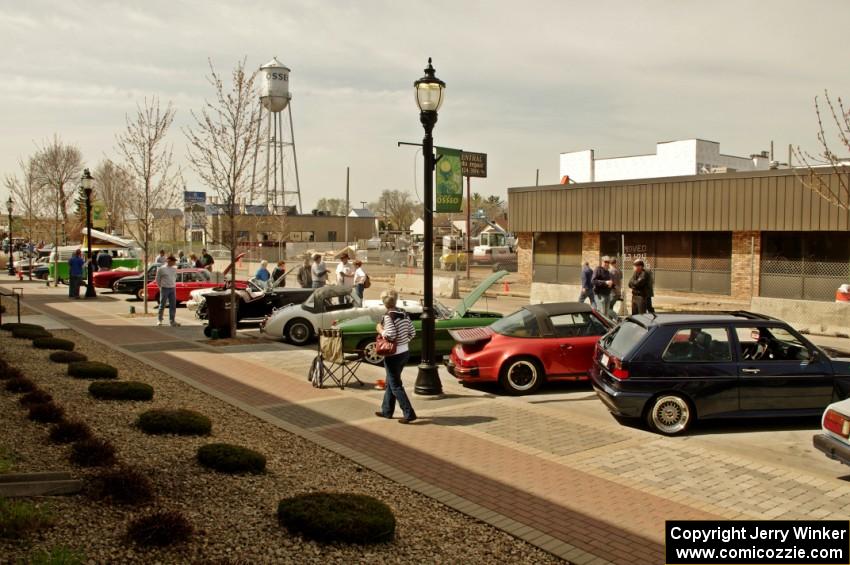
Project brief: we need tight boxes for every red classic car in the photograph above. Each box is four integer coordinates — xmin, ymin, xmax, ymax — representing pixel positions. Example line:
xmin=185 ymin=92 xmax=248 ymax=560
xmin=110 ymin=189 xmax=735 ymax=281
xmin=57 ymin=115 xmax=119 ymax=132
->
xmin=92 ymin=267 xmax=142 ymax=290
xmin=145 ymin=268 xmax=247 ymax=304
xmin=447 ymin=303 xmax=613 ymax=395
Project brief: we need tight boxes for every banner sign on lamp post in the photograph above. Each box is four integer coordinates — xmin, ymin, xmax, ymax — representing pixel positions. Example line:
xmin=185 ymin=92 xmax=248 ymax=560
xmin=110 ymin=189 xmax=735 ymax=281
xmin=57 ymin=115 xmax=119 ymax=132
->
xmin=435 ymin=147 xmax=463 ymax=213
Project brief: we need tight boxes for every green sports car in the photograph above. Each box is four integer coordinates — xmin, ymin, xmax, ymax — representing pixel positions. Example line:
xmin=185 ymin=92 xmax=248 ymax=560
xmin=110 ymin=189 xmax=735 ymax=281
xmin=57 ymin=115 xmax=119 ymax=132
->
xmin=338 ymin=271 xmax=508 ymax=364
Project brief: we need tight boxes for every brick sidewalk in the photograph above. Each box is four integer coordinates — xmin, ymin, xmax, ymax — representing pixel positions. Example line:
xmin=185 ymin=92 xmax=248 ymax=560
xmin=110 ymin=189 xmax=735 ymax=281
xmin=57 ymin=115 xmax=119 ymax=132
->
xmin=14 ymin=286 xmax=850 ymax=565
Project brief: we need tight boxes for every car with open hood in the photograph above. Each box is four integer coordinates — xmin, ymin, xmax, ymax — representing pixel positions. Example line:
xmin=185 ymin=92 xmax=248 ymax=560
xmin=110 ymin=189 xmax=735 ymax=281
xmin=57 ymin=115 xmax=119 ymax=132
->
xmin=447 ymin=302 xmax=613 ymax=395
xmin=338 ymin=270 xmax=509 ymax=364
xmin=260 ymin=285 xmax=422 ymax=346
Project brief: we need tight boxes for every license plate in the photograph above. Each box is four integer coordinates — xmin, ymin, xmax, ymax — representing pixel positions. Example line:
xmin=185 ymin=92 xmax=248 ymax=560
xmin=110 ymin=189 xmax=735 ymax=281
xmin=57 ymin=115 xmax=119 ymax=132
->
xmin=600 ymin=353 xmax=609 ymax=367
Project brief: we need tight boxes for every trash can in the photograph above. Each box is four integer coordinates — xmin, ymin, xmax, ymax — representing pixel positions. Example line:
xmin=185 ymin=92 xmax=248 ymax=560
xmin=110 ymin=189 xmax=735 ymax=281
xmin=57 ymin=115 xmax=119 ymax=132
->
xmin=204 ymin=292 xmax=235 ymax=338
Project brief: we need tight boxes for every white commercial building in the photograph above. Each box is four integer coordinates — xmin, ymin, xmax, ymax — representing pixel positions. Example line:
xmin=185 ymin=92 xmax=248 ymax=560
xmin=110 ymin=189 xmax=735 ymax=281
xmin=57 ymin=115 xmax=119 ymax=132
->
xmin=559 ymin=139 xmax=770 ymax=183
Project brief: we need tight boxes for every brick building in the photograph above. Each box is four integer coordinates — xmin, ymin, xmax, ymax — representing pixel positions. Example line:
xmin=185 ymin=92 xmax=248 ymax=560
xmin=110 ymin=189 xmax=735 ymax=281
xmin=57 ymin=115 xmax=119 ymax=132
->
xmin=509 ymin=168 xmax=850 ymax=302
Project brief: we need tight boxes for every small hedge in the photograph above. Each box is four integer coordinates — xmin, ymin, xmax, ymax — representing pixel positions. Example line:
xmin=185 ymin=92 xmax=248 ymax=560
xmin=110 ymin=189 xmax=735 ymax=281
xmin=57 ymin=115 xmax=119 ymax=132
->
xmin=49 ymin=351 xmax=87 ymax=364
xmin=197 ymin=443 xmax=266 ymax=474
xmin=5 ymin=377 xmax=36 ymax=393
xmin=49 ymin=420 xmax=92 ymax=444
xmin=126 ymin=510 xmax=192 ymax=547
xmin=33 ymin=337 xmax=75 ymax=351
xmin=91 ymin=467 xmax=154 ymax=506
xmin=0 ymin=498 xmax=54 ymax=539
xmin=70 ymin=438 xmax=116 ymax=467
xmin=0 ymin=323 xmax=44 ymax=332
xmin=68 ymin=361 xmax=118 ymax=380
xmin=89 ymin=381 xmax=154 ymax=401
xmin=11 ymin=327 xmax=52 ymax=340
xmin=136 ymin=409 xmax=211 ymax=436
xmin=0 ymin=364 xmax=22 ymax=380
xmin=28 ymin=402 xmax=65 ymax=424
xmin=19 ymin=389 xmax=53 ymax=407
xmin=276 ymin=492 xmax=396 ymax=544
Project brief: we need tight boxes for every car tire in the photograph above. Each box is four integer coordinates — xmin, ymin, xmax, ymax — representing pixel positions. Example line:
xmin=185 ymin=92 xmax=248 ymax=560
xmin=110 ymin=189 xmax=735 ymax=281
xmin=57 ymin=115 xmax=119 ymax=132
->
xmin=111 ymin=280 xmax=121 ymax=292
xmin=135 ymin=288 xmax=146 ymax=301
xmin=646 ymin=394 xmax=693 ymax=436
xmin=360 ymin=340 xmax=383 ymax=365
xmin=499 ymin=357 xmax=543 ymax=396
xmin=285 ymin=319 xmax=313 ymax=346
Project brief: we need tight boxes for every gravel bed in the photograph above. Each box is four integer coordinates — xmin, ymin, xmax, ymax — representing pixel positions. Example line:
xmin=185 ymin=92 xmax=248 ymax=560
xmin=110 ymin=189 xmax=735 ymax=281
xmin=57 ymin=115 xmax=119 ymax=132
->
xmin=0 ymin=328 xmax=565 ymax=564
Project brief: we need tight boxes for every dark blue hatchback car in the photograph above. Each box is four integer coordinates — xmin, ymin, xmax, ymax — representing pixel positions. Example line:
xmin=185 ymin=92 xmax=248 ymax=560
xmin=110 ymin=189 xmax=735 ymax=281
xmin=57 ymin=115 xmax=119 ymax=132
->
xmin=591 ymin=312 xmax=850 ymax=435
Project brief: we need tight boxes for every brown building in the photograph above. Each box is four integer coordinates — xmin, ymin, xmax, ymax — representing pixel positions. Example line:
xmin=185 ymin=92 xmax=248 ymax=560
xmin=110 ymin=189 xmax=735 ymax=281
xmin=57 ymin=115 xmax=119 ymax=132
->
xmin=210 ymin=212 xmax=377 ymax=244
xmin=509 ymin=168 xmax=850 ymax=302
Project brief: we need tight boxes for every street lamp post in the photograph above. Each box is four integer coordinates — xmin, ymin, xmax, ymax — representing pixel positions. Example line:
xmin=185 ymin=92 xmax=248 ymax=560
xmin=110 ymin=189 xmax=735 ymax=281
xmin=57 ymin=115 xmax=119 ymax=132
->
xmin=413 ymin=58 xmax=445 ymax=396
xmin=6 ymin=197 xmax=14 ymax=276
xmin=82 ymin=169 xmax=97 ymax=299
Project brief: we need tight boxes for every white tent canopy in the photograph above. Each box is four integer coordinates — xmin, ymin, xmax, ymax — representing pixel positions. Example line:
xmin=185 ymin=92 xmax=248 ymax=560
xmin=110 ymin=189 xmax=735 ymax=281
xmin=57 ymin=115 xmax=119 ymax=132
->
xmin=81 ymin=228 xmax=138 ymax=249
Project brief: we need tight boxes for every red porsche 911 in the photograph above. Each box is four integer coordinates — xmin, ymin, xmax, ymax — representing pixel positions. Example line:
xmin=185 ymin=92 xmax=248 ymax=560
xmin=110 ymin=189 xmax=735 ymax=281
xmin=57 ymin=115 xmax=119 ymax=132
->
xmin=447 ymin=303 xmax=613 ymax=395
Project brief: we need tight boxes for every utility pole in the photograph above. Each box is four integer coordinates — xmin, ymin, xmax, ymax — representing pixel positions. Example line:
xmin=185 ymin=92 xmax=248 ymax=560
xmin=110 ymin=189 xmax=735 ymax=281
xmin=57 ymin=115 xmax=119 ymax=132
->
xmin=345 ymin=166 xmax=350 ymax=246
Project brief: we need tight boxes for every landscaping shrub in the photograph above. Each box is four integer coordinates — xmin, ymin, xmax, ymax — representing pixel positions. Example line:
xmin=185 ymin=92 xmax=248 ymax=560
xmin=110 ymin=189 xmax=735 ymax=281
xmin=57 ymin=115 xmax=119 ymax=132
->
xmin=69 ymin=438 xmax=116 ymax=467
xmin=89 ymin=381 xmax=154 ymax=401
xmin=19 ymin=389 xmax=53 ymax=407
xmin=0 ymin=322 xmax=44 ymax=332
xmin=5 ymin=376 xmax=36 ymax=393
xmin=126 ymin=510 xmax=192 ymax=547
xmin=0 ymin=447 xmax=14 ymax=473
xmin=136 ymin=409 xmax=211 ymax=436
xmin=91 ymin=466 xmax=154 ymax=506
xmin=276 ymin=492 xmax=396 ymax=544
xmin=33 ymin=337 xmax=75 ymax=351
xmin=197 ymin=443 xmax=266 ymax=474
xmin=28 ymin=402 xmax=65 ymax=424
xmin=27 ymin=546 xmax=85 ymax=565
xmin=11 ymin=327 xmax=52 ymax=340
xmin=67 ymin=361 xmax=117 ymax=380
xmin=0 ymin=364 xmax=22 ymax=380
xmin=49 ymin=351 xmax=87 ymax=364
xmin=0 ymin=498 xmax=53 ymax=538
xmin=48 ymin=420 xmax=91 ymax=444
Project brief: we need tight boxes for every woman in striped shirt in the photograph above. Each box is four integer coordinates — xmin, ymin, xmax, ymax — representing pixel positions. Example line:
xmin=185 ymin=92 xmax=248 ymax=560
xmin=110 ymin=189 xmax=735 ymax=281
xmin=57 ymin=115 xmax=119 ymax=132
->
xmin=375 ymin=289 xmax=417 ymax=424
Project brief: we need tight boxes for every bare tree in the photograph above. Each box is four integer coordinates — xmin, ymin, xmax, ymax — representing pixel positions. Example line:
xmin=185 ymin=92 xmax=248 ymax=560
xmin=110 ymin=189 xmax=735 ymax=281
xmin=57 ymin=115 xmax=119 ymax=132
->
xmin=4 ymin=156 xmax=47 ymax=246
xmin=30 ymin=135 xmax=82 ymax=285
xmin=369 ymin=190 xmax=418 ymax=232
xmin=184 ymin=59 xmax=262 ymax=338
xmin=94 ymin=159 xmax=133 ymax=233
xmin=117 ymin=97 xmax=179 ymax=314
xmin=792 ymin=91 xmax=850 ymax=211
xmin=315 ymin=197 xmax=348 ymax=215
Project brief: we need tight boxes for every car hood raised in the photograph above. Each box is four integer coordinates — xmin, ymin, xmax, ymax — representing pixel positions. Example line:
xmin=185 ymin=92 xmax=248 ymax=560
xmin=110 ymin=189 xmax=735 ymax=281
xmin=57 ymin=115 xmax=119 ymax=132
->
xmin=454 ymin=270 xmax=509 ymax=318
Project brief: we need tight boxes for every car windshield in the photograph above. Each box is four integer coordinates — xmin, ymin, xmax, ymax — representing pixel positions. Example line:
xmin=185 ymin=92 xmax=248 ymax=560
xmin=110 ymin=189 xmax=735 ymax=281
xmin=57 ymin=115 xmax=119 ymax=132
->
xmin=434 ymin=301 xmax=452 ymax=320
xmin=601 ymin=321 xmax=647 ymax=358
xmin=491 ymin=309 xmax=540 ymax=338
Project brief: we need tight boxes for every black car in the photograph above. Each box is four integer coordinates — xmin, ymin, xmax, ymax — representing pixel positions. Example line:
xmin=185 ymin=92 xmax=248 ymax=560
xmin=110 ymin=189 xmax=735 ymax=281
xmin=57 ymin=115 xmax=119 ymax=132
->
xmin=591 ymin=311 xmax=850 ymax=436
xmin=198 ymin=282 xmax=314 ymax=325
xmin=113 ymin=265 xmax=160 ymax=300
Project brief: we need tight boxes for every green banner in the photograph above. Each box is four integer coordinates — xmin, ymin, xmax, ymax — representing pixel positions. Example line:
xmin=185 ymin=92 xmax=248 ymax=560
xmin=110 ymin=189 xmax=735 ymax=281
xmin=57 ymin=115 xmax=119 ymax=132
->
xmin=91 ymin=201 xmax=107 ymax=229
xmin=435 ymin=147 xmax=463 ymax=213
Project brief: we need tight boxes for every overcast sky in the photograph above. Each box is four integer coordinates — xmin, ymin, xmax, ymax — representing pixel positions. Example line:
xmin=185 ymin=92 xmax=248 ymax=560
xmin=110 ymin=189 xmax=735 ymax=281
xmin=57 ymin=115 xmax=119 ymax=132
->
xmin=2 ymin=0 xmax=850 ymax=212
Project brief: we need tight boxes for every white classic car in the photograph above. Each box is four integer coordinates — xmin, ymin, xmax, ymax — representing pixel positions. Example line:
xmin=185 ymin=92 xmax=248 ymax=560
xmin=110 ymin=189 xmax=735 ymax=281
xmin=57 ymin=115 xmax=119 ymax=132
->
xmin=260 ymin=285 xmax=422 ymax=345
xmin=814 ymin=398 xmax=850 ymax=467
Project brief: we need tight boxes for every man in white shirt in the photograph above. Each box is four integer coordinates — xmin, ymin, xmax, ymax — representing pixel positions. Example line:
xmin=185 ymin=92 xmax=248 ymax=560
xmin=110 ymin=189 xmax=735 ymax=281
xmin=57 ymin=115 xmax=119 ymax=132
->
xmin=155 ymin=255 xmax=180 ymax=327
xmin=336 ymin=253 xmax=355 ymax=288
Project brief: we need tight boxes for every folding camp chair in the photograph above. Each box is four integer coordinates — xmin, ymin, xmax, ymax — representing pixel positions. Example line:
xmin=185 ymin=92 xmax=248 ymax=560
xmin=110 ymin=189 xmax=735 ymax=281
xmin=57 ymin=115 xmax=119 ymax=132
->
xmin=308 ymin=328 xmax=364 ymax=389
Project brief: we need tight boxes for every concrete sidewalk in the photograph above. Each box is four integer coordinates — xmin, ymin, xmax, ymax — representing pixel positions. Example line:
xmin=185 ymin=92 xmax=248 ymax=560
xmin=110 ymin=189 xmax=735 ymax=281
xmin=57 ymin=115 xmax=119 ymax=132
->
xmin=10 ymin=282 xmax=850 ymax=565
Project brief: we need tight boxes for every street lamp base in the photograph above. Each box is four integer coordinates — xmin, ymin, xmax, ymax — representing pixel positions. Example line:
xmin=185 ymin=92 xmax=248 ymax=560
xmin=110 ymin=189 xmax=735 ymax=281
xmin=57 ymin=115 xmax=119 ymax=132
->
xmin=414 ymin=362 xmax=443 ymax=396
xmin=6 ymin=267 xmax=15 ymax=276
xmin=84 ymin=285 xmax=97 ymax=298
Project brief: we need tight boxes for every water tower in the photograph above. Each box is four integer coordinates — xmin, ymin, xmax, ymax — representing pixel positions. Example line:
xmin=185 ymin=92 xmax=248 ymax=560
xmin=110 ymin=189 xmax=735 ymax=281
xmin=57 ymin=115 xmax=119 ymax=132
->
xmin=253 ymin=57 xmax=302 ymax=213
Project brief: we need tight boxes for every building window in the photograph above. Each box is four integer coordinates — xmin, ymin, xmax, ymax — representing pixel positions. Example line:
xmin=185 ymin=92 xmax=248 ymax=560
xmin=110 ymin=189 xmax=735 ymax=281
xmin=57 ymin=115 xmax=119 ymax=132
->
xmin=532 ymin=232 xmax=581 ymax=284
xmin=328 ymin=231 xmax=337 ymax=242
xmin=761 ymin=232 xmax=850 ymax=301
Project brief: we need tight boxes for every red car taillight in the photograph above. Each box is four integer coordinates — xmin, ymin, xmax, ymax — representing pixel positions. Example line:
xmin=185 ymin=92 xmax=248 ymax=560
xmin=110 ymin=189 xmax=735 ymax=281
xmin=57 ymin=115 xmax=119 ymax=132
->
xmin=824 ymin=409 xmax=850 ymax=438
xmin=610 ymin=357 xmax=629 ymax=380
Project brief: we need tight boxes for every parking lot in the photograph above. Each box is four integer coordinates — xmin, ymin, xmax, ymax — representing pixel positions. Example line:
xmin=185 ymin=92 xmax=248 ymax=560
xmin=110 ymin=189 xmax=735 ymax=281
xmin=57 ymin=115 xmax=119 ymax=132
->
xmin=7 ymin=276 xmax=850 ymax=564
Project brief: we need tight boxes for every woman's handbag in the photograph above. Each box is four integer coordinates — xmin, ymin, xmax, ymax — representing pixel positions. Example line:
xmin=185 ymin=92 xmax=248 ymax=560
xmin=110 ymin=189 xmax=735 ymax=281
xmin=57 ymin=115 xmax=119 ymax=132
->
xmin=375 ymin=315 xmax=397 ymax=356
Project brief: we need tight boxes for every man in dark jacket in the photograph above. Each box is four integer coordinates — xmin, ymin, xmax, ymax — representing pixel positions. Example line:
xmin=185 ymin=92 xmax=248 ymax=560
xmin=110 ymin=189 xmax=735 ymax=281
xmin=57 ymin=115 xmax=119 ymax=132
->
xmin=591 ymin=256 xmax=614 ymax=317
xmin=96 ymin=249 xmax=113 ymax=271
xmin=628 ymin=260 xmax=650 ymax=314
xmin=578 ymin=262 xmax=595 ymax=308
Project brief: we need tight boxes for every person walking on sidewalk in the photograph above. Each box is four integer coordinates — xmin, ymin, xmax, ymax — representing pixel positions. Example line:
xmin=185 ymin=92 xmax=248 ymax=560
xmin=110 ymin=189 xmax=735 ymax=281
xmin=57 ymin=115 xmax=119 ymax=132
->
xmin=609 ymin=257 xmax=623 ymax=317
xmin=628 ymin=259 xmax=650 ymax=315
xmin=156 ymin=255 xmax=180 ymax=327
xmin=311 ymin=254 xmax=327 ymax=289
xmin=578 ymin=262 xmax=596 ymax=308
xmin=68 ymin=249 xmax=84 ymax=299
xmin=297 ymin=256 xmax=312 ymax=288
xmin=375 ymin=289 xmax=417 ymax=424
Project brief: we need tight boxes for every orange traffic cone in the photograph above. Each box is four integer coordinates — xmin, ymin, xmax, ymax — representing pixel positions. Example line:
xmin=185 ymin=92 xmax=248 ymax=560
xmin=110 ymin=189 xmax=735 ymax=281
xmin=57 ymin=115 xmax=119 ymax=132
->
xmin=375 ymin=379 xmax=386 ymax=390
xmin=503 ymin=279 xmax=510 ymax=293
